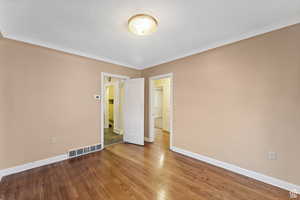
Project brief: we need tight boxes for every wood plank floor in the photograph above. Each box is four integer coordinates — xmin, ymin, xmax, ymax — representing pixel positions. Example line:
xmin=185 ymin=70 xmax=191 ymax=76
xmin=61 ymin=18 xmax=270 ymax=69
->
xmin=0 ymin=130 xmax=293 ymax=200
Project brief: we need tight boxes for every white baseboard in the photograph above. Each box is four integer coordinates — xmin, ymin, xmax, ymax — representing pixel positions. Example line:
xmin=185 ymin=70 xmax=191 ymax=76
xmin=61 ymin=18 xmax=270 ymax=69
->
xmin=171 ymin=146 xmax=300 ymax=194
xmin=0 ymin=154 xmax=68 ymax=182
xmin=144 ymin=137 xmax=154 ymax=142
xmin=114 ymin=128 xmax=124 ymax=135
xmin=1 ymin=146 xmax=299 ymax=196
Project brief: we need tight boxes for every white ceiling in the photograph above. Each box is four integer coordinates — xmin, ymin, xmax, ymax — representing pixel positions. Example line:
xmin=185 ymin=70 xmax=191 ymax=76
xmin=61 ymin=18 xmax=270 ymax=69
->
xmin=1 ymin=0 xmax=300 ymax=69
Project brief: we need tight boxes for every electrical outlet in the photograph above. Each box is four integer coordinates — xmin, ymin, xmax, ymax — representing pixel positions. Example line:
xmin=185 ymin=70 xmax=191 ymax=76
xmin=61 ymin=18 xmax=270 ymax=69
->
xmin=268 ymin=152 xmax=277 ymax=160
xmin=289 ymin=189 xmax=298 ymax=199
xmin=51 ymin=137 xmax=57 ymax=144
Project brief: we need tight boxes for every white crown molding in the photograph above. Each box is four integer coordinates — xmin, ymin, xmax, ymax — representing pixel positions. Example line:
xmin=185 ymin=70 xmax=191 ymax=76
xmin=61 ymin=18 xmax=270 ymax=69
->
xmin=3 ymin=33 xmax=140 ymax=70
xmin=140 ymin=17 xmax=300 ymax=69
xmin=171 ymin=146 xmax=300 ymax=194
xmin=2 ymin=17 xmax=300 ymax=70
xmin=0 ymin=154 xmax=68 ymax=182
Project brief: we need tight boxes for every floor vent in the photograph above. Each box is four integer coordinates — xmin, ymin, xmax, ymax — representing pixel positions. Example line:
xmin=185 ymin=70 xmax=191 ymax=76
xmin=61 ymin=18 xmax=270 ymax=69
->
xmin=289 ymin=190 xmax=298 ymax=199
xmin=68 ymin=144 xmax=101 ymax=158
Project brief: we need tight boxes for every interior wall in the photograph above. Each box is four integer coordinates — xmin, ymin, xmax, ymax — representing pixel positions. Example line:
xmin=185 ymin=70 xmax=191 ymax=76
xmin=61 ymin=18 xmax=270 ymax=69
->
xmin=0 ymin=39 xmax=141 ymax=170
xmin=142 ymin=23 xmax=300 ymax=186
xmin=1 ymin=22 xmax=300 ymax=187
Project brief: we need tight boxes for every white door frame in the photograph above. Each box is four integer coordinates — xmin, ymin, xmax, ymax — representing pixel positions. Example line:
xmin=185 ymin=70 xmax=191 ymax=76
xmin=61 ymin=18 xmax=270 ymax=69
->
xmin=101 ymin=72 xmax=130 ymax=149
xmin=148 ymin=73 xmax=174 ymax=149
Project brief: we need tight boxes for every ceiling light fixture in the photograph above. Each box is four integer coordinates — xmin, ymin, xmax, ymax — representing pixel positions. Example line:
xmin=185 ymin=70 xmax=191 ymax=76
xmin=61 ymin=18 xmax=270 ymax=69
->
xmin=128 ymin=14 xmax=158 ymax=36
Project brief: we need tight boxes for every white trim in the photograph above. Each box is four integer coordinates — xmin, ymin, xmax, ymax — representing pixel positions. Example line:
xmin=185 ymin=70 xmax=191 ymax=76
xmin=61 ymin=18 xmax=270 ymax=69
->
xmin=171 ymin=146 xmax=300 ymax=194
xmin=144 ymin=137 xmax=154 ymax=142
xmin=0 ymin=154 xmax=67 ymax=182
xmin=149 ymin=73 xmax=173 ymax=80
xmin=149 ymin=73 xmax=174 ymax=150
xmin=114 ymin=128 xmax=123 ymax=135
xmin=4 ymin=34 xmax=139 ymax=69
xmin=102 ymin=73 xmax=130 ymax=81
xmin=3 ymin=18 xmax=300 ymax=70
xmin=101 ymin=72 xmax=130 ymax=149
xmin=139 ymin=18 xmax=300 ymax=69
xmin=114 ymin=128 xmax=120 ymax=134
xmin=104 ymin=82 xmax=116 ymax=87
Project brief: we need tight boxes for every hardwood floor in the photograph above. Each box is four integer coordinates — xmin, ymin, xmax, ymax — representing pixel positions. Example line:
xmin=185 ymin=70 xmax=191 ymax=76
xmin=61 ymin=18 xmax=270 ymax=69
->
xmin=0 ymin=130 xmax=292 ymax=200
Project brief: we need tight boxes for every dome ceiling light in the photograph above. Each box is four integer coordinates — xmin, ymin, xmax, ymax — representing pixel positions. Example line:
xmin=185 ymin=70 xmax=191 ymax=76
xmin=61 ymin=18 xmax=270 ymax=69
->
xmin=128 ymin=14 xmax=158 ymax=36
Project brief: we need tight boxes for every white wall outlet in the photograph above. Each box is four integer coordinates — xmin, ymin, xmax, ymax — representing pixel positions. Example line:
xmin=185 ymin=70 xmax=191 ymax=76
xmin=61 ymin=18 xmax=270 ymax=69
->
xmin=94 ymin=94 xmax=101 ymax=101
xmin=289 ymin=189 xmax=298 ymax=199
xmin=51 ymin=137 xmax=57 ymax=144
xmin=268 ymin=152 xmax=277 ymax=160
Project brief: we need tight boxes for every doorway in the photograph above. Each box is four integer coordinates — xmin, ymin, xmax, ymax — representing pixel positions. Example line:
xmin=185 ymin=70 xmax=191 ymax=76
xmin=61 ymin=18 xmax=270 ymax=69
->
xmin=149 ymin=73 xmax=173 ymax=149
xmin=101 ymin=73 xmax=145 ymax=149
xmin=103 ymin=75 xmax=127 ymax=146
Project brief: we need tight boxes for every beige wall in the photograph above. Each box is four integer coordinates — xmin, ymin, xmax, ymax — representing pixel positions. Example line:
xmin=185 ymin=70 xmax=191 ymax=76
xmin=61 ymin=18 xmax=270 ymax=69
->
xmin=142 ymin=24 xmax=300 ymax=185
xmin=0 ymin=39 xmax=141 ymax=169
xmin=1 ymin=23 xmax=300 ymax=186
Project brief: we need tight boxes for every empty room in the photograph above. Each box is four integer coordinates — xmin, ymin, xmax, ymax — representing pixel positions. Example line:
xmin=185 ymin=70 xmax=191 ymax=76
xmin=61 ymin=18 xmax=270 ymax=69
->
xmin=0 ymin=0 xmax=300 ymax=199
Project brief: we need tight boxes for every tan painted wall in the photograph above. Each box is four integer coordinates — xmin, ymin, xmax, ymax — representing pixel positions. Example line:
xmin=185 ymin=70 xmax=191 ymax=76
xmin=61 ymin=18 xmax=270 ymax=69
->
xmin=1 ymin=23 xmax=300 ymax=186
xmin=142 ymin=24 xmax=300 ymax=185
xmin=0 ymin=39 xmax=141 ymax=170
